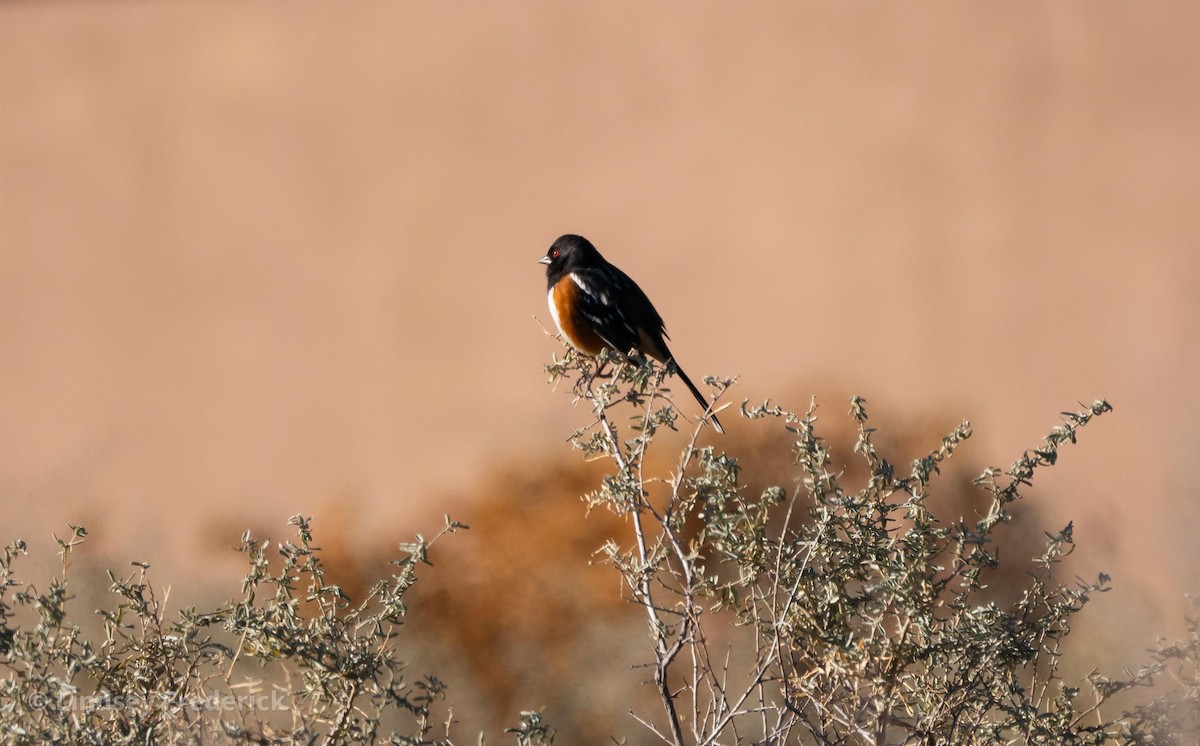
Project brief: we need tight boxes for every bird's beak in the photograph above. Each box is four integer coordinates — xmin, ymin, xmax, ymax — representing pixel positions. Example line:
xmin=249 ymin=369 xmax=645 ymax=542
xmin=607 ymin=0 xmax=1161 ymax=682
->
xmin=537 ymin=256 xmax=551 ymax=265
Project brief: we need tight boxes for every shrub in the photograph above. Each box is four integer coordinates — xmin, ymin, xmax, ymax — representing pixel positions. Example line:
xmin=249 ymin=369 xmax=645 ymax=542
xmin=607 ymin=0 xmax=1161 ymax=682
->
xmin=1 ymin=349 xmax=1196 ymax=744
xmin=0 ymin=515 xmax=560 ymax=744
xmin=544 ymin=347 xmax=1199 ymax=744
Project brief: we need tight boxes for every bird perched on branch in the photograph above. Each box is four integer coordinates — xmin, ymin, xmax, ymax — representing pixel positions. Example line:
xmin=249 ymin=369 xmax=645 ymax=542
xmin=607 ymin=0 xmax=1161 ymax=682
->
xmin=539 ymin=234 xmax=723 ymax=434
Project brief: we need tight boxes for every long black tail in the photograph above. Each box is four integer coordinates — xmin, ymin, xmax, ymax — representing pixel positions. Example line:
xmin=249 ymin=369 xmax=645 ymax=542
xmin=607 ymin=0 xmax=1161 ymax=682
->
xmin=672 ymin=363 xmax=724 ymax=434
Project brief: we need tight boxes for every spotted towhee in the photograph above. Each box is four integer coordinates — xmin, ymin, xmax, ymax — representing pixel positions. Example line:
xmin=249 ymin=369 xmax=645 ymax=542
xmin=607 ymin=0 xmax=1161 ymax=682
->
xmin=539 ymin=234 xmax=723 ymax=434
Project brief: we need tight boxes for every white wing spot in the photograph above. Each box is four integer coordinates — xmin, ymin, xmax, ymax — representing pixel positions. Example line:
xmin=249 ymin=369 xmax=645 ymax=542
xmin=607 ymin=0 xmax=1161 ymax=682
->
xmin=571 ymin=272 xmax=608 ymax=304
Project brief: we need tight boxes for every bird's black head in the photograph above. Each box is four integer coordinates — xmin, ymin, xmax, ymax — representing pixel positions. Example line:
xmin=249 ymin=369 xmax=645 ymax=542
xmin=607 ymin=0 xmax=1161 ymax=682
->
xmin=538 ymin=234 xmax=602 ymax=285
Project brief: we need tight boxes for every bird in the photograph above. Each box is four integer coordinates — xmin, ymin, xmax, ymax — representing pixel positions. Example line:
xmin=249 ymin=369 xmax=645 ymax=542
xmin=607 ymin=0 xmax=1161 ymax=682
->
xmin=539 ymin=234 xmax=723 ymax=434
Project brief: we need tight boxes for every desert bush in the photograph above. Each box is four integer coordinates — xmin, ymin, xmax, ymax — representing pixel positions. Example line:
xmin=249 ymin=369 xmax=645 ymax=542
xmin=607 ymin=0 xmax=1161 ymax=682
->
xmin=0 ymin=515 xmax=557 ymax=745
xmin=2 ymin=349 xmax=1197 ymax=744
xmin=544 ymin=346 xmax=1199 ymax=744
xmin=404 ymin=392 xmax=1041 ymax=741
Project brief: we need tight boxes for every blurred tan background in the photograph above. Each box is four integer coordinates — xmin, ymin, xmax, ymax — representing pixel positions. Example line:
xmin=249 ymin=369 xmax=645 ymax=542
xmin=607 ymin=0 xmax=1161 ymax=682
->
xmin=1 ymin=0 xmax=1198 ymax=732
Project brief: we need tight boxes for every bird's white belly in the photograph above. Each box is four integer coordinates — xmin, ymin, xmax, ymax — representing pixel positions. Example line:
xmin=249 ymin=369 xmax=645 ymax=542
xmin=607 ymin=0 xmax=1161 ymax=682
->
xmin=548 ymin=287 xmax=563 ymax=335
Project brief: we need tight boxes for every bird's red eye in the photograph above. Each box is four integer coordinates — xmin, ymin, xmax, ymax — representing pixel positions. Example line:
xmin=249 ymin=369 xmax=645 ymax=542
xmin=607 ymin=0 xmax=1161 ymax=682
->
xmin=551 ymin=249 xmax=559 ymax=258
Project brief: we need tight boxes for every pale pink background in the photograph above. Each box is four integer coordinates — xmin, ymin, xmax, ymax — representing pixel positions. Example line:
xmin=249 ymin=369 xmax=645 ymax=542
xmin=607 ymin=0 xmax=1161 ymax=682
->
xmin=1 ymin=2 xmax=1197 ymax=663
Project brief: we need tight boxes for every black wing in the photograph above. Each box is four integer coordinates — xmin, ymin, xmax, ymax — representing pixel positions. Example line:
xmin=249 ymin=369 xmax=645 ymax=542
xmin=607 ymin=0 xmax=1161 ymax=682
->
xmin=569 ymin=265 xmax=667 ymax=355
